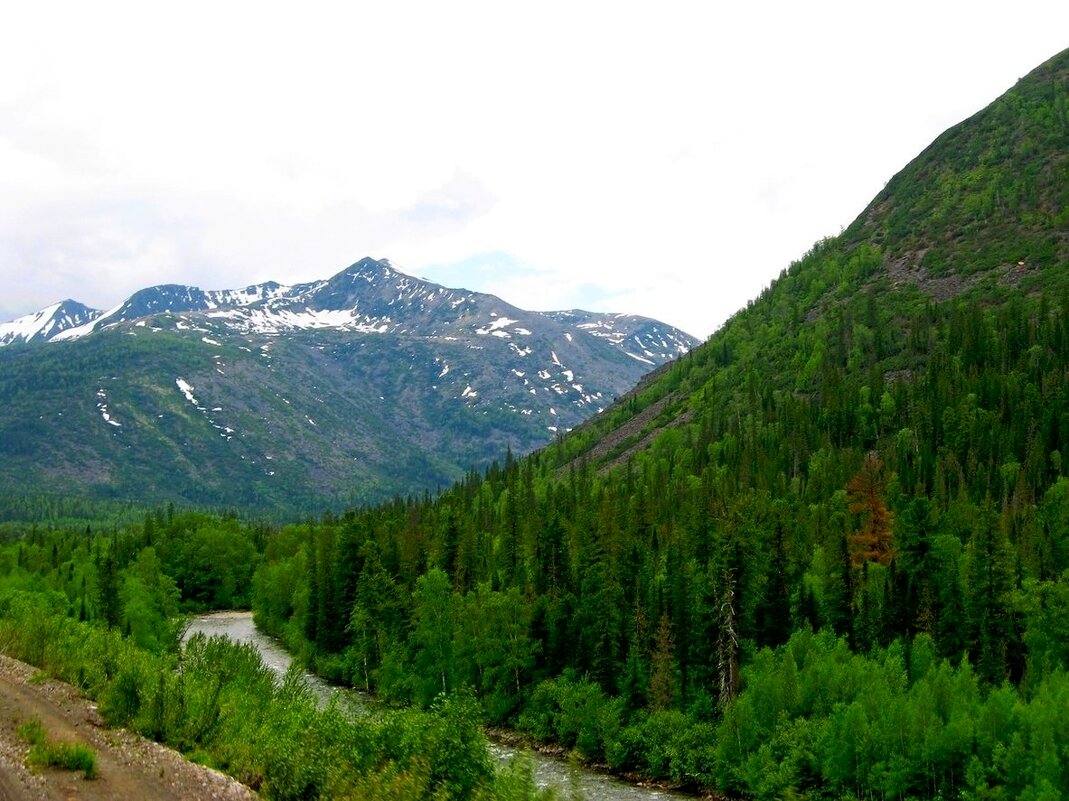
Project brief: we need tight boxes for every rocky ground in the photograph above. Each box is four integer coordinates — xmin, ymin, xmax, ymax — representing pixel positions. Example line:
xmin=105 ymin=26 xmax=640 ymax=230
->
xmin=0 ymin=653 xmax=256 ymax=800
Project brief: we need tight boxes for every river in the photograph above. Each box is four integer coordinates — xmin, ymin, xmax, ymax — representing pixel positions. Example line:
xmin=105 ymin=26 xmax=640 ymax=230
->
xmin=185 ymin=611 xmax=692 ymax=801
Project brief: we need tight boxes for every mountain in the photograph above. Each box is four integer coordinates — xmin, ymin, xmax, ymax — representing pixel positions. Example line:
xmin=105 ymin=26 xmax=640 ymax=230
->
xmin=242 ymin=49 xmax=1069 ymax=799
xmin=0 ymin=300 xmax=101 ymax=346
xmin=550 ymin=46 xmax=1069 ymax=474
xmin=0 ymin=258 xmax=697 ymax=511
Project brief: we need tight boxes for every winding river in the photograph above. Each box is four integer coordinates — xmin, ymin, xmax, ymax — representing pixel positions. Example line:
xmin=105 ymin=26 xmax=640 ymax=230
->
xmin=186 ymin=612 xmax=691 ymax=801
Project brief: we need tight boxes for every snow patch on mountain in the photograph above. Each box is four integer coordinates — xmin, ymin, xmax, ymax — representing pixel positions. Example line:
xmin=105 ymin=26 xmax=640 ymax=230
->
xmin=0 ymin=304 xmax=64 ymax=344
xmin=95 ymin=388 xmax=122 ymax=428
xmin=206 ymin=307 xmax=392 ymax=335
xmin=176 ymin=378 xmax=201 ymax=407
xmin=475 ymin=316 xmax=519 ymax=336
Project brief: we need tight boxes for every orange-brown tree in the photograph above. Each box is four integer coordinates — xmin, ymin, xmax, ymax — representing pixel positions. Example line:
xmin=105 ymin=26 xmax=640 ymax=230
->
xmin=846 ymin=453 xmax=895 ymax=568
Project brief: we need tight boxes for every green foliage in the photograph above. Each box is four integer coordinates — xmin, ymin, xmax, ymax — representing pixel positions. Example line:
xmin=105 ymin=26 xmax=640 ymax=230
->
xmin=15 ymin=716 xmax=46 ymax=746
xmin=709 ymin=629 xmax=1069 ymax=800
xmin=0 ymin=595 xmax=552 ymax=800
xmin=0 ymin=508 xmax=268 ymax=659
xmin=17 ymin=717 xmax=98 ymax=779
xmin=516 ymin=674 xmax=623 ymax=762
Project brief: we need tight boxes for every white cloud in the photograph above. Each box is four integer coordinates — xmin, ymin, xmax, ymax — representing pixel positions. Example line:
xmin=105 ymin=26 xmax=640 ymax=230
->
xmin=2 ymin=1 xmax=1068 ymax=336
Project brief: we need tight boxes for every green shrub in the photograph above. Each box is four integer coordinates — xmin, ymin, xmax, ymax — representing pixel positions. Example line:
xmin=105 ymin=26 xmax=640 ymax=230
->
xmin=17 ymin=717 xmax=97 ymax=779
xmin=15 ymin=717 xmax=46 ymax=746
xmin=634 ymin=709 xmax=689 ymax=780
xmin=33 ymin=741 xmax=98 ymax=779
xmin=515 ymin=679 xmax=558 ymax=742
xmin=99 ymin=659 xmax=145 ymax=725
xmin=515 ymin=676 xmax=621 ymax=762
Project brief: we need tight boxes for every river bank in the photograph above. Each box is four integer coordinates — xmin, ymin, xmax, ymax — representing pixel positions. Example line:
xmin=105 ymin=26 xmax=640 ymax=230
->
xmin=482 ymin=726 xmax=715 ymax=798
xmin=186 ymin=611 xmax=700 ymax=801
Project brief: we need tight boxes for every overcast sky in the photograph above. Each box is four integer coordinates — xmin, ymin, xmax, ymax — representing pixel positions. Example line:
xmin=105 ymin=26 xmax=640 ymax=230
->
xmin=2 ymin=2 xmax=1067 ymax=338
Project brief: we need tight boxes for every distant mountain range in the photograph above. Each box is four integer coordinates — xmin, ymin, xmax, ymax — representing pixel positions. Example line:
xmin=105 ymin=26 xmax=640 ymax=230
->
xmin=0 ymin=258 xmax=697 ymax=511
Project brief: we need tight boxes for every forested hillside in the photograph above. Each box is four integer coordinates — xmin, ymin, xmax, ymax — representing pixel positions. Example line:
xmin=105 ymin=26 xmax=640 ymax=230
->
xmin=241 ymin=48 xmax=1069 ymax=799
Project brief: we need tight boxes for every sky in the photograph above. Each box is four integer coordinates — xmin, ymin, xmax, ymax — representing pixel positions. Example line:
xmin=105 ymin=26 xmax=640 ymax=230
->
xmin=1 ymin=2 xmax=1067 ymax=339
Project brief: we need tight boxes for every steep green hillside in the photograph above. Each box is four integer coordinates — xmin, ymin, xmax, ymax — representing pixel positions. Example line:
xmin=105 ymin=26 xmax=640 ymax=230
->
xmin=551 ymin=46 xmax=1069 ymax=474
xmin=247 ymin=48 xmax=1069 ymax=799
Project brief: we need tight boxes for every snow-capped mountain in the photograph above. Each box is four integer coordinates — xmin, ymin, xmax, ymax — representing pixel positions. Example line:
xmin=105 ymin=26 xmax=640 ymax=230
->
xmin=50 ymin=280 xmax=295 ymax=342
xmin=0 ymin=300 xmax=101 ymax=346
xmin=0 ymin=258 xmax=698 ymax=511
xmin=21 ymin=259 xmax=693 ymax=363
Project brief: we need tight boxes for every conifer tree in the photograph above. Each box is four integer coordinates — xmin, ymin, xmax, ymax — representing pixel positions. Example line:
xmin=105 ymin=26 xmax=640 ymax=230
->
xmin=648 ymin=611 xmax=676 ymax=710
xmin=965 ymin=505 xmax=1018 ymax=683
xmin=98 ymin=553 xmax=120 ymax=628
xmin=846 ymin=453 xmax=895 ymax=568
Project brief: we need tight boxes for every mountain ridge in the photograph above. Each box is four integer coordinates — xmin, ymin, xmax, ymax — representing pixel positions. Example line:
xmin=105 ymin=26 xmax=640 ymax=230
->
xmin=0 ymin=257 xmax=697 ymax=512
xmin=4 ymin=257 xmax=695 ymax=366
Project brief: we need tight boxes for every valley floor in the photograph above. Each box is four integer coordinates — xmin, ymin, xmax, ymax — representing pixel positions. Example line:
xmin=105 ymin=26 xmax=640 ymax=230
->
xmin=0 ymin=653 xmax=256 ymax=801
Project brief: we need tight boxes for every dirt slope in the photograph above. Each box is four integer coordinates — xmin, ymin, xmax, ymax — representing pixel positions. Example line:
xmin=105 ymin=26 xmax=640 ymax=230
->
xmin=0 ymin=653 xmax=256 ymax=801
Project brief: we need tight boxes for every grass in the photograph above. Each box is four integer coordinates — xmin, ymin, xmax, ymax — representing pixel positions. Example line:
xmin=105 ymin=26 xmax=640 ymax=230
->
xmin=17 ymin=716 xmax=98 ymax=779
